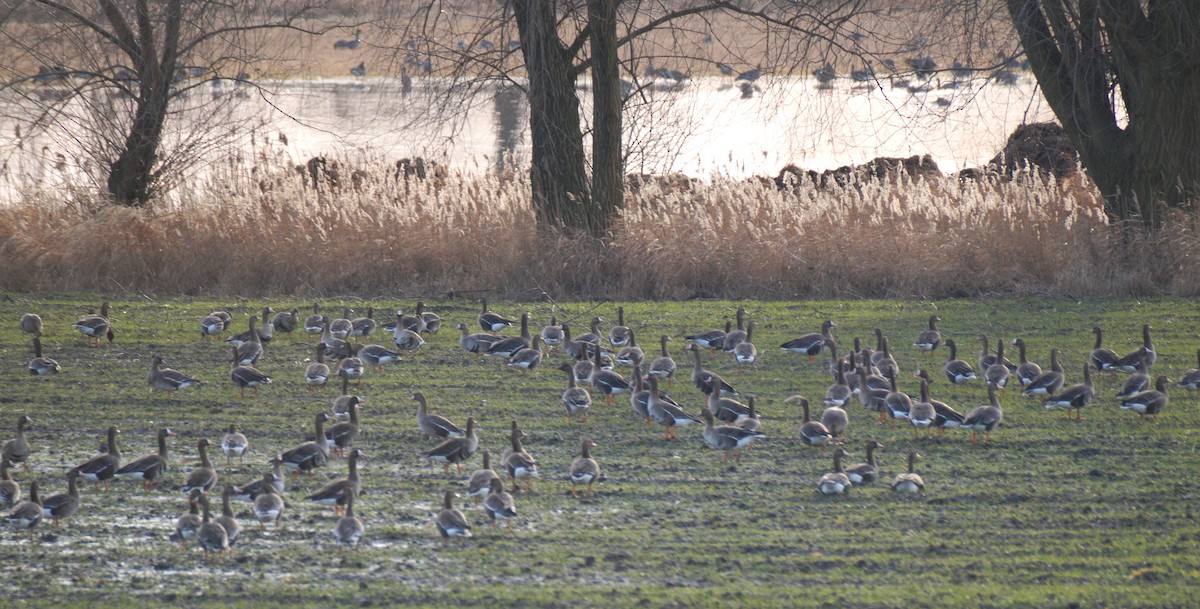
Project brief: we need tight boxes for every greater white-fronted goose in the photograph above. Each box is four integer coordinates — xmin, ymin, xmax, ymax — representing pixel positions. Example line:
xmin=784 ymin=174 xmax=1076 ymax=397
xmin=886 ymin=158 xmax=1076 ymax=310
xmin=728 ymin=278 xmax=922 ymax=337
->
xmin=456 ymin=323 xmax=501 ymax=358
xmin=233 ymin=454 xmax=284 ymax=502
xmin=705 ymin=376 xmax=752 ymax=422
xmin=820 ymin=398 xmax=848 ymax=438
xmin=309 ymin=448 xmax=364 ymax=516
xmin=686 ymin=320 xmax=729 ymax=355
xmin=978 ymin=334 xmax=1016 ymax=373
xmin=908 ymin=375 xmax=964 ymax=433
xmin=1120 ymin=375 xmax=1170 ymax=421
xmin=648 ymin=335 xmax=677 ymax=384
xmin=229 ymin=346 xmax=271 ymax=398
xmin=686 ymin=344 xmax=736 ymax=394
xmin=845 ymin=440 xmax=883 ymax=485
xmin=884 ymin=372 xmax=912 ymax=425
xmin=6 ymin=480 xmax=41 ymax=537
xmin=573 ymin=343 xmax=596 ymax=386
xmin=735 ymin=397 xmax=763 ymax=433
xmin=334 ymin=490 xmax=365 ymax=550
xmin=319 ymin=318 xmax=351 ymax=361
xmin=576 ymin=317 xmax=605 ymax=347
xmin=824 ymin=359 xmax=852 ymax=408
xmin=329 ymin=307 xmax=354 ymax=340
xmin=507 ymin=336 xmax=543 ymax=372
xmin=913 ymin=315 xmax=941 ymax=354
xmin=220 ymin=424 xmax=248 ymax=468
xmin=1115 ymin=354 xmax=1151 ymax=399
xmin=485 ymin=313 xmax=531 ymax=358
xmin=589 ymin=344 xmax=631 ymax=405
xmin=569 ymin=439 xmax=602 ymax=497
xmin=631 ymin=364 xmax=681 ymax=426
xmin=615 ymin=330 xmax=644 ymax=368
xmin=73 ymin=301 xmax=114 ymax=346
xmin=350 ymin=307 xmax=377 ymax=341
xmin=1139 ymin=323 xmax=1156 ymax=367
xmin=174 ymin=489 xmax=203 ymax=545
xmin=306 ymin=344 xmax=331 ymax=389
xmin=558 ymin=363 xmax=592 ymax=423
xmin=1089 ymin=326 xmax=1120 ymax=372
xmin=1178 ymin=349 xmax=1200 ymax=395
xmin=182 ymin=438 xmax=218 ymax=494
xmin=942 ymin=339 xmax=977 ymax=385
xmin=789 ymin=396 xmax=834 ymax=449
xmin=482 ymin=476 xmax=517 ymax=527
xmin=478 ymin=297 xmax=515 ymax=332
xmin=197 ymin=493 xmax=230 ymax=561
xmin=985 ymin=341 xmax=1011 ymax=392
xmin=332 ymin=378 xmax=363 ymax=419
xmin=1043 ymin=364 xmax=1093 ymax=421
xmin=234 ymin=317 xmax=264 ymax=366
xmin=609 ymin=306 xmax=632 ymax=347
xmin=1022 ymin=349 xmax=1064 ymax=397
xmin=781 ymin=320 xmax=835 ymax=361
xmin=436 ymin=491 xmax=472 ymax=543
xmin=1111 ymin=344 xmax=1149 ymax=374
xmin=215 ymin=484 xmax=241 ymax=547
xmin=414 ymin=393 xmax=465 ymax=440
xmin=147 ymin=355 xmax=200 ymax=397
xmin=336 ymin=350 xmax=366 ymax=383
xmin=392 ymin=312 xmax=427 ymax=352
xmin=722 ymin=307 xmax=748 ymax=354
xmin=27 ymin=337 xmax=61 ymax=375
xmin=856 ymin=363 xmax=891 ymax=414
xmin=325 ymin=403 xmax=360 ymax=458
xmin=1011 ymin=338 xmax=1042 ymax=387
xmin=733 ymin=321 xmax=758 ymax=371
xmin=700 ymin=409 xmax=765 ymax=462
xmin=962 ymin=385 xmax=1003 ymax=443
xmin=41 ymin=469 xmax=81 ymax=526
xmin=561 ymin=323 xmax=587 ymax=360
xmin=892 ymin=451 xmax=925 ymax=495
xmin=419 ymin=302 xmax=442 ymax=335
xmin=646 ymin=376 xmax=700 ymax=440
xmin=19 ymin=312 xmax=43 ymax=336
xmin=398 ymin=305 xmax=427 ymax=335
xmin=874 ymin=335 xmax=900 ymax=380
xmin=908 ymin=379 xmax=936 ymax=436
xmin=272 ymin=308 xmax=300 ymax=339
xmin=419 ymin=417 xmax=478 ymax=474
xmin=0 ymin=461 xmax=19 ymax=508
xmin=501 ymin=423 xmax=539 ymax=492
xmin=73 ymin=426 xmax=120 ymax=491
xmin=540 ymin=314 xmax=564 ymax=354
xmin=115 ymin=427 xmax=175 ymax=491
xmin=252 ymin=474 xmax=285 ymax=531
xmin=227 ymin=307 xmax=274 ymax=346
xmin=304 ymin=301 xmax=325 ymax=335
xmin=817 ymin=448 xmax=852 ymax=495
xmin=200 ymin=311 xmax=228 ymax=341
xmin=280 ymin=413 xmax=331 ymax=479
xmin=466 ymin=450 xmax=499 ymax=505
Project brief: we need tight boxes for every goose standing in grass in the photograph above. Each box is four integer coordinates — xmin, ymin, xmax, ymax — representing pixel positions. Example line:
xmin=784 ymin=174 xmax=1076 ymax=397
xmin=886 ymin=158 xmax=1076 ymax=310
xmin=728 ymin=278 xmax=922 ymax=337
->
xmin=200 ymin=311 xmax=228 ymax=341
xmin=892 ymin=451 xmax=925 ymax=495
xmin=615 ymin=330 xmax=644 ymax=368
xmin=507 ymin=336 xmax=544 ymax=372
xmin=197 ymin=493 xmax=230 ymax=561
xmin=227 ymin=307 xmax=273 ymax=346
xmin=334 ymin=490 xmax=365 ymax=550
xmin=483 ymin=476 xmax=517 ymax=527
xmin=821 ymin=395 xmax=849 ymax=438
xmin=788 ymin=396 xmax=833 ymax=449
xmin=560 ymin=323 xmax=587 ymax=360
xmin=1115 ymin=354 xmax=1151 ymax=399
xmin=781 ymin=320 xmax=835 ymax=361
xmin=336 ymin=349 xmax=366 ymax=384
xmin=181 ymin=438 xmax=218 ymax=494
xmin=558 ymin=363 xmax=592 ymax=423
xmin=1089 ymin=326 xmax=1120 ymax=372
xmin=414 ymin=393 xmax=465 ymax=440
xmin=478 ymin=297 xmax=515 ymax=332
xmin=486 ymin=313 xmax=532 ymax=358
xmin=824 ymin=360 xmax=852 ymax=408
xmin=1178 ymin=349 xmax=1200 ymax=396
xmin=456 ymin=323 xmax=501 ymax=358
xmin=686 ymin=344 xmax=736 ymax=394
xmin=700 ymin=409 xmax=765 ymax=462
xmin=391 ymin=312 xmax=427 ymax=352
xmin=220 ymin=424 xmax=248 ymax=468
xmin=436 ymin=491 xmax=471 ymax=543
xmin=962 ymin=385 xmax=1003 ymax=443
xmin=214 ymin=484 xmax=241 ymax=547
xmin=589 ymin=344 xmax=631 ymax=405
xmin=1123 ymin=323 xmax=1156 ymax=368
xmin=419 ymin=417 xmax=478 ymax=474
xmin=304 ymin=301 xmax=325 ymax=335
xmin=856 ymin=365 xmax=891 ymax=422
xmin=174 ymin=489 xmax=202 ymax=545
xmin=280 ymin=413 xmax=331 ymax=480
xmin=0 ymin=461 xmax=19 ymax=508
xmin=874 ymin=335 xmax=900 ymax=380
xmin=1120 ymin=376 xmax=1170 ymax=421
xmin=350 ymin=307 xmax=377 ymax=341
xmin=735 ymin=396 xmax=763 ymax=433
xmin=28 ymin=337 xmax=61 ymax=375
xmin=722 ymin=307 xmax=748 ymax=355
xmin=686 ymin=320 xmax=729 ymax=355
xmin=942 ymin=339 xmax=977 ymax=386
xmin=705 ymin=377 xmax=752 ymax=422
xmin=319 ymin=318 xmax=350 ymax=360
xmin=233 ymin=455 xmax=284 ymax=502
xmin=913 ymin=315 xmax=941 ymax=355
xmin=1043 ymin=364 xmax=1093 ymax=421
xmin=41 ymin=469 xmax=81 ymax=526
xmin=19 ymin=312 xmax=43 ymax=336
xmin=733 ymin=321 xmax=758 ymax=371
xmin=325 ymin=403 xmax=360 ymax=458
xmin=115 ymin=428 xmax=175 ymax=491
xmin=817 ymin=448 xmax=852 ymax=495
xmin=466 ymin=451 xmax=499 ymax=505
xmin=147 ymin=356 xmax=200 ymax=397
xmin=883 ymin=372 xmax=912 ymax=425
xmin=419 ymin=302 xmax=442 ymax=335
xmin=1011 ymin=339 xmax=1042 ymax=387
xmin=502 ymin=424 xmax=539 ymax=492
xmin=329 ymin=308 xmax=354 ymax=340
xmin=1022 ymin=349 xmax=1064 ymax=397
xmin=573 ymin=343 xmax=597 ymax=386
xmin=647 ymin=335 xmax=677 ymax=385
xmin=985 ymin=341 xmax=1011 ymax=392
xmin=844 ymin=440 xmax=883 ymax=485
xmin=271 ymin=308 xmax=300 ymax=339
xmin=332 ymin=379 xmax=363 ymax=419
xmin=73 ymin=301 xmax=114 ymax=346
xmin=305 ymin=344 xmax=331 ymax=389
xmin=309 ymin=448 xmax=364 ymax=516
xmin=398 ymin=306 xmax=427 ymax=335
xmin=609 ymin=306 xmax=632 ymax=347
xmin=6 ymin=480 xmax=41 ymax=538
xmin=908 ymin=379 xmax=936 ymax=436
xmin=73 ymin=426 xmax=120 ymax=491
xmin=569 ymin=439 xmax=602 ymax=497
xmin=540 ymin=314 xmax=564 ymax=354
xmin=229 ymin=346 xmax=270 ymax=398
xmin=234 ymin=317 xmax=264 ymax=365
xmin=252 ymin=474 xmax=285 ymax=531
xmin=911 ymin=373 xmax=964 ymax=433
xmin=576 ymin=317 xmax=605 ymax=348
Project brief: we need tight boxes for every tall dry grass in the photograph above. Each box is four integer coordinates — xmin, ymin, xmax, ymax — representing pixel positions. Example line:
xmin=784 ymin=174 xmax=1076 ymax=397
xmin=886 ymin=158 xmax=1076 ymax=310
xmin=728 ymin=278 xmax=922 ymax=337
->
xmin=0 ymin=154 xmax=1196 ymax=299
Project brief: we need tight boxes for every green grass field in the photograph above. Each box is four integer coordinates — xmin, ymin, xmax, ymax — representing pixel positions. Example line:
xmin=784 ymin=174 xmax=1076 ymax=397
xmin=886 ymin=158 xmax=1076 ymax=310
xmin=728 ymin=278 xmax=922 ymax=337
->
xmin=1 ymin=295 xmax=1198 ymax=608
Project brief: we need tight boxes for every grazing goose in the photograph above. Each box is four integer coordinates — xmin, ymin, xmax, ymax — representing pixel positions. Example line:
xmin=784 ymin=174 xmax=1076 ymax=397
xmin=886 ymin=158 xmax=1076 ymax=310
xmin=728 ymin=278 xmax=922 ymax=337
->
xmin=686 ymin=344 xmax=736 ymax=394
xmin=214 ymin=484 xmax=241 ymax=547
xmin=892 ymin=451 xmax=925 ymax=495
xmin=589 ymin=344 xmax=632 ymax=405
xmin=781 ymin=320 xmax=835 ymax=361
xmin=73 ymin=426 xmax=121 ymax=491
xmin=147 ymin=356 xmax=200 ymax=397
xmin=229 ymin=346 xmax=271 ymax=398
xmin=984 ymin=341 xmax=1011 ymax=392
xmin=478 ymin=297 xmax=515 ymax=332
xmin=1120 ymin=375 xmax=1170 ymax=421
xmin=1115 ymin=354 xmax=1152 ymax=399
xmin=648 ymin=335 xmax=677 ymax=384
xmin=350 ymin=307 xmax=377 ymax=340
xmin=329 ymin=307 xmax=354 ymax=340
xmin=883 ymin=373 xmax=912 ymax=425
xmin=913 ymin=315 xmax=941 ymax=354
xmin=558 ymin=363 xmax=592 ymax=423
xmin=1022 ymin=349 xmax=1064 ymax=397
xmin=419 ymin=417 xmax=478 ymax=474
xmin=874 ymin=335 xmax=900 ymax=380
xmin=1178 ymin=349 xmax=1200 ymax=395
xmin=419 ymin=302 xmax=442 ymax=335
xmin=824 ymin=359 xmax=852 ymax=408
xmin=27 ymin=337 xmax=61 ymax=375
xmin=942 ymin=339 xmax=977 ymax=385
xmin=271 ymin=308 xmax=300 ymax=339
xmin=1011 ymin=339 xmax=1042 ymax=387
xmin=722 ymin=307 xmax=748 ymax=354
xmin=325 ymin=403 xmax=360 ymax=458
xmin=700 ymin=409 xmax=765 ymax=462
xmin=466 ymin=451 xmax=499 ymax=505
xmin=392 ymin=312 xmax=427 ymax=352
xmin=686 ymin=320 xmax=730 ymax=355
xmin=73 ymin=301 xmax=114 ymax=346
xmin=844 ymin=440 xmax=883 ymax=485
xmin=501 ymin=423 xmax=539 ymax=492
xmin=483 ymin=476 xmax=518 ymax=527
xmin=220 ymin=424 xmax=248 ymax=468
xmin=1089 ymin=326 xmax=1120 ymax=372
xmin=6 ymin=480 xmax=41 ymax=537
xmin=788 ymin=396 xmax=834 ymax=449
xmin=303 ymin=301 xmax=326 ymax=335
xmin=436 ymin=491 xmax=472 ymax=543
xmin=615 ymin=330 xmax=644 ymax=368
xmin=733 ymin=321 xmax=758 ymax=371
xmin=115 ymin=427 xmax=175 ymax=491
xmin=507 ymin=336 xmax=544 ymax=371
xmin=305 ymin=343 xmax=331 ymax=389
xmin=227 ymin=307 xmax=274 ymax=346
xmin=414 ymin=393 xmax=465 ymax=440
xmin=456 ymin=323 xmax=502 ymax=358
xmin=609 ymin=306 xmax=632 ymax=347
xmin=252 ymin=474 xmax=285 ymax=531
xmin=280 ymin=413 xmax=331 ymax=479
xmin=705 ymin=377 xmax=752 ymax=422
xmin=334 ymin=490 xmax=365 ymax=550
xmin=486 ymin=313 xmax=532 ymax=358
xmin=735 ymin=397 xmax=763 ymax=433
xmin=196 ymin=493 xmax=230 ymax=561
xmin=181 ymin=438 xmax=218 ymax=494
xmin=233 ymin=455 xmax=284 ymax=502
xmin=908 ymin=379 xmax=937 ymax=435
xmin=200 ymin=311 xmax=229 ymax=341
xmin=576 ymin=317 xmax=605 ymax=347
xmin=0 ymin=461 xmax=19 ymax=508
xmin=174 ymin=489 xmax=203 ymax=545
xmin=540 ymin=314 xmax=564 ymax=354
xmin=19 ymin=312 xmax=43 ymax=336
xmin=41 ymin=469 xmax=81 ymax=526
xmin=1043 ymin=364 xmax=1093 ymax=421
xmin=234 ymin=317 xmax=264 ymax=365
xmin=569 ymin=439 xmax=602 ymax=497
xmin=817 ymin=448 xmax=853 ymax=495
xmin=646 ymin=376 xmax=700 ymax=439
xmin=962 ymin=385 xmax=1003 ymax=443
xmin=319 ymin=318 xmax=351 ymax=361
xmin=309 ymin=448 xmax=364 ymax=516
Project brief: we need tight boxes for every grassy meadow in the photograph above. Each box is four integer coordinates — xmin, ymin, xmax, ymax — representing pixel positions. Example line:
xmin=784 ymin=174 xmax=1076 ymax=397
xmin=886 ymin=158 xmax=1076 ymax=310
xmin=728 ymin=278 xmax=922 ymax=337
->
xmin=1 ymin=295 xmax=1198 ymax=608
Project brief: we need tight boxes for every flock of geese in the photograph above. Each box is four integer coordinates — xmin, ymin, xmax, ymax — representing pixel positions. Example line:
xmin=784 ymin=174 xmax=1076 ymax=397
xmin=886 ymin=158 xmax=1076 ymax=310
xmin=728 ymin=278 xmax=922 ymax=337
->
xmin=5 ymin=300 xmax=1192 ymax=559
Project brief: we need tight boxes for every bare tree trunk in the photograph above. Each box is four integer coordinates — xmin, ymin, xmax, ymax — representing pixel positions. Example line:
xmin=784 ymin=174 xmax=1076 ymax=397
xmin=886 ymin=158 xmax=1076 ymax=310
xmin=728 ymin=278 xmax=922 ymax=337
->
xmin=588 ymin=0 xmax=622 ymax=237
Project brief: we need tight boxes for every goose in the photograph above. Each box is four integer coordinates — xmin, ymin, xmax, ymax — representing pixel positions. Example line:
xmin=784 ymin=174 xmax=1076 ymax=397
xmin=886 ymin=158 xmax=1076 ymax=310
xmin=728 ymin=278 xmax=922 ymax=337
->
xmin=115 ymin=427 xmax=175 ymax=491
xmin=788 ymin=396 xmax=834 ymax=449
xmin=181 ymin=438 xmax=219 ymax=494
xmin=573 ymin=343 xmax=597 ymax=386
xmin=913 ymin=315 xmax=941 ymax=353
xmin=609 ymin=306 xmax=632 ymax=347
xmin=875 ymin=335 xmax=901 ymax=380
xmin=962 ymin=385 xmax=1003 ymax=443
xmin=1111 ymin=345 xmax=1148 ymax=374
xmin=19 ymin=312 xmax=42 ymax=336
xmin=229 ymin=346 xmax=271 ymax=398
xmin=942 ymin=339 xmax=977 ymax=385
xmin=73 ymin=426 xmax=120 ymax=491
xmin=686 ymin=344 xmax=736 ymax=394
xmin=647 ymin=335 xmax=677 ymax=384
xmin=686 ymin=320 xmax=729 ymax=355
xmin=732 ymin=321 xmax=758 ymax=371
xmin=615 ymin=329 xmax=644 ymax=368
xmin=1120 ymin=376 xmax=1170 ymax=421
xmin=72 ymin=301 xmax=114 ymax=346
xmin=1022 ymin=349 xmax=1064 ymax=397
xmin=883 ymin=372 xmax=913 ymax=425
xmin=41 ymin=469 xmax=81 ymax=526
xmin=892 ymin=451 xmax=925 ymax=495
xmin=200 ymin=311 xmax=228 ymax=341
xmin=214 ymin=484 xmax=241 ymax=547
xmin=507 ymin=336 xmax=544 ymax=371
xmin=486 ymin=313 xmax=532 ymax=358
xmin=540 ymin=314 xmax=565 ymax=353
xmin=646 ymin=376 xmax=700 ymax=439
xmin=303 ymin=301 xmax=326 ymax=335
xmin=820 ymin=396 xmax=849 ymax=438
xmin=435 ymin=491 xmax=472 ymax=543
xmin=320 ymin=318 xmax=351 ymax=360
xmin=482 ymin=476 xmax=518 ymax=527
xmin=6 ymin=480 xmax=41 ymax=537
xmin=329 ymin=307 xmax=354 ymax=340
xmin=174 ymin=489 xmax=203 ymax=545
xmin=414 ymin=393 xmax=465 ymax=440
xmin=309 ymin=448 xmax=364 ymax=516
xmin=631 ymin=364 xmax=681 ymax=425
xmin=271 ymin=308 xmax=300 ymax=339
xmin=419 ymin=417 xmax=478 ymax=474
xmin=558 ymin=363 xmax=592 ymax=423
xmin=824 ymin=359 xmax=852 ymax=408
xmin=220 ymin=424 xmax=248 ymax=468
xmin=560 ymin=323 xmax=587 ymax=361
xmin=722 ymin=307 xmax=748 ymax=353
xmin=419 ymin=302 xmax=442 ymax=335
xmin=1043 ymin=364 xmax=1093 ymax=421
xmin=325 ymin=403 xmax=360 ymax=458
xmin=334 ymin=490 xmax=365 ymax=550
xmin=478 ymin=297 xmax=515 ymax=332
xmin=147 ymin=355 xmax=200 ymax=397
xmin=705 ymin=376 xmax=752 ymax=422
xmin=569 ymin=439 xmax=602 ymax=497
xmin=196 ymin=493 xmax=230 ymax=561
xmin=977 ymin=334 xmax=1014 ymax=372
xmin=909 ymin=374 xmax=965 ymax=432
xmin=856 ymin=365 xmax=891 ymax=421
xmin=349 ymin=307 xmax=377 ymax=340
xmin=391 ymin=312 xmax=427 ymax=352
xmin=397 ymin=305 xmax=427 ymax=335
xmin=576 ymin=317 xmax=605 ymax=347
xmin=1089 ymin=326 xmax=1120 ymax=372
xmin=501 ymin=423 xmax=539 ymax=492
xmin=1115 ymin=353 xmax=1151 ymax=399
xmin=27 ymin=337 xmax=61 ymax=375
xmin=233 ymin=455 xmax=284 ymax=502
xmin=466 ymin=451 xmax=499 ymax=505
xmin=1139 ymin=323 xmax=1156 ymax=367
xmin=332 ymin=378 xmax=364 ymax=419
xmin=456 ymin=323 xmax=501 ymax=357
xmin=700 ymin=409 xmax=765 ymax=462
xmin=1178 ymin=349 xmax=1200 ymax=395
xmin=984 ymin=340 xmax=1011 ymax=392
xmin=1011 ymin=338 xmax=1042 ymax=387
xmin=227 ymin=307 xmax=274 ymax=346
xmin=305 ymin=344 xmax=331 ymax=389
xmin=816 ymin=448 xmax=853 ymax=495
xmin=280 ymin=413 xmax=331 ymax=479
xmin=908 ymin=379 xmax=937 ymax=435
xmin=252 ymin=473 xmax=285 ymax=531
xmin=781 ymin=320 xmax=835 ymax=361
xmin=735 ymin=396 xmax=764 ymax=433
xmin=844 ymin=440 xmax=883 ymax=485
xmin=0 ymin=461 xmax=19 ymax=508
xmin=234 ymin=317 xmax=264 ymax=365
xmin=589 ymin=344 xmax=632 ymax=404
xmin=336 ymin=350 xmax=366 ymax=383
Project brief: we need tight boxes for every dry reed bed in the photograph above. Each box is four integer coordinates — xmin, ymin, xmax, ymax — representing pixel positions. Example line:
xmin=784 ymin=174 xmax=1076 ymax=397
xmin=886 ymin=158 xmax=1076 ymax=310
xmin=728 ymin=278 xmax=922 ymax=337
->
xmin=0 ymin=159 xmax=1194 ymax=298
